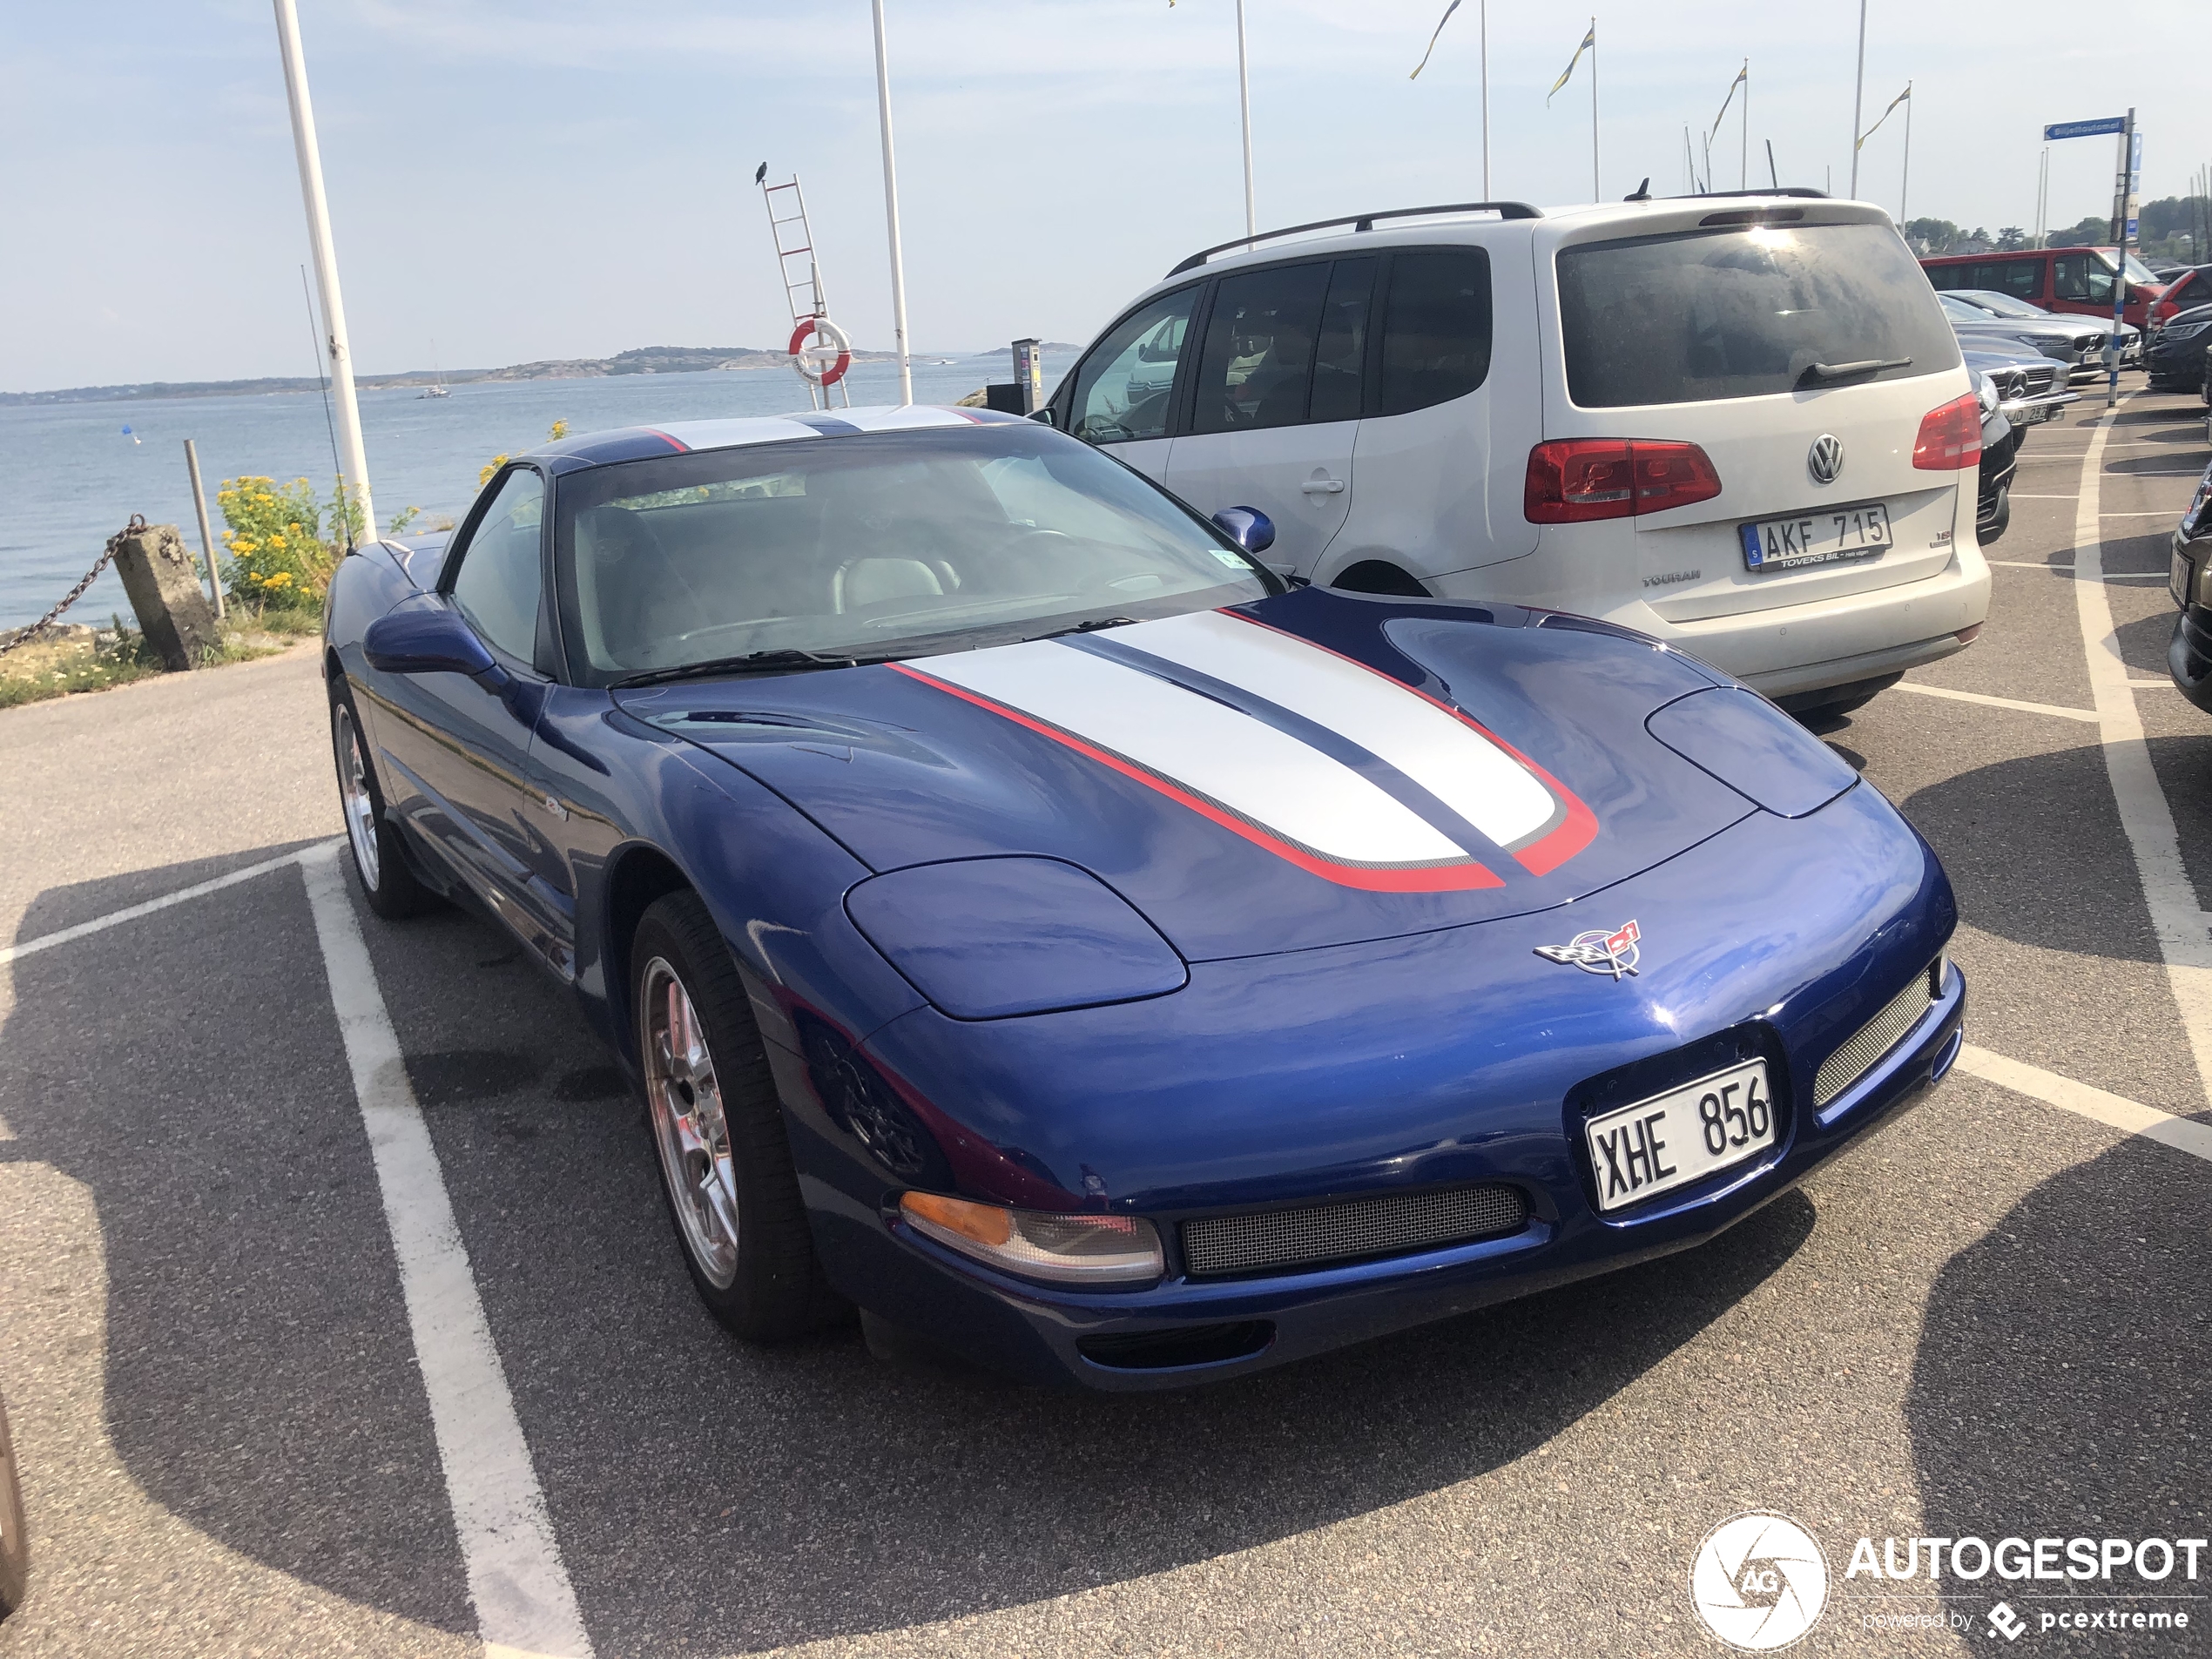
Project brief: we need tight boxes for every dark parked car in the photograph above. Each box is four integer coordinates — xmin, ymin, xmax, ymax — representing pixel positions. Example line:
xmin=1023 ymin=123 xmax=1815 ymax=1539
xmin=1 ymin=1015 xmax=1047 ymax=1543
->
xmin=2147 ymin=302 xmax=2212 ymax=394
xmin=0 ymin=1393 xmax=24 ymax=1623
xmin=2166 ymin=459 xmax=2212 ymax=711
xmin=1971 ymin=373 xmax=2019 ymax=546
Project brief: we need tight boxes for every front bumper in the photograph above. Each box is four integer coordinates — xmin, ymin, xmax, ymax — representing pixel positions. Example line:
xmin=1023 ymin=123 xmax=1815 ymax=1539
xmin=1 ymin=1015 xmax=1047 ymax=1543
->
xmin=796 ymin=792 xmax=1961 ymax=1390
xmin=2167 ymin=505 xmax=2212 ymax=711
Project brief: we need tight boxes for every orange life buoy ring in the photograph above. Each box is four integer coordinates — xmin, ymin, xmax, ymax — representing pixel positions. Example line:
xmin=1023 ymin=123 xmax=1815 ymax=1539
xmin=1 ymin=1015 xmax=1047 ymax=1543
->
xmin=789 ymin=316 xmax=853 ymax=387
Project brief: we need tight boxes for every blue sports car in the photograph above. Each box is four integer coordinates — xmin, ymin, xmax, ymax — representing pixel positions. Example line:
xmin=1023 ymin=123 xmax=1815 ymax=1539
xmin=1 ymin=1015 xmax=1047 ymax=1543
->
xmin=323 ymin=405 xmax=1966 ymax=1389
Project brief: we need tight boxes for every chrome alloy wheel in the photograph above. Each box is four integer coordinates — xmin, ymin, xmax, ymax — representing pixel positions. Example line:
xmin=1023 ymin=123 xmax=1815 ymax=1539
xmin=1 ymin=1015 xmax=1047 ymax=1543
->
xmin=334 ymin=704 xmax=381 ymax=889
xmin=642 ymin=957 xmax=740 ymax=1289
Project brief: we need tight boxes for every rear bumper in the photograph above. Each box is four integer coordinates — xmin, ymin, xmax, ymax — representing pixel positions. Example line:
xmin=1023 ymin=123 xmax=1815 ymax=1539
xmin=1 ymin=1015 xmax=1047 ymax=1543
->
xmin=815 ymin=967 xmax=1966 ymax=1392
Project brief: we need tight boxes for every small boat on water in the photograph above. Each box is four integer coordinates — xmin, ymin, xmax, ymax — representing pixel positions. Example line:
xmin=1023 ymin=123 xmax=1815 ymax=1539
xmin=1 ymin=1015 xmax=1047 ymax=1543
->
xmin=419 ymin=341 xmax=451 ymax=398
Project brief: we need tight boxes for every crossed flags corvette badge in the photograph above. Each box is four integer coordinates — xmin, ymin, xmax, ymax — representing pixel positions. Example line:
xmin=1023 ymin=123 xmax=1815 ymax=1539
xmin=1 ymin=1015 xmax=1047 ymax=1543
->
xmin=1534 ymin=919 xmax=1642 ymax=980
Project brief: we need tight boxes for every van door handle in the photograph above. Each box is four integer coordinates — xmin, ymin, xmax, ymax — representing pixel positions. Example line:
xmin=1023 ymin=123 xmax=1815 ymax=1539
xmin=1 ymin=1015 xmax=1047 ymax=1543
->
xmin=1299 ymin=478 xmax=1345 ymax=495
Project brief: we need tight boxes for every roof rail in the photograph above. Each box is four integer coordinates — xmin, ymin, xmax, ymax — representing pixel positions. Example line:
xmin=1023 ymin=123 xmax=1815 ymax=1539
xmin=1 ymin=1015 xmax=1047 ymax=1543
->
xmin=1668 ymin=187 xmax=1831 ymax=201
xmin=1167 ymin=201 xmax=1542 ymax=278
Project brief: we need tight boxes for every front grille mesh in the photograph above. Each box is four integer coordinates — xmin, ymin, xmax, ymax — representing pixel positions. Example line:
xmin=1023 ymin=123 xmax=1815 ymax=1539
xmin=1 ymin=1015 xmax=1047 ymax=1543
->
xmin=2021 ymin=363 xmax=2059 ymax=395
xmin=1813 ymin=961 xmax=1942 ymax=1107
xmin=1183 ymin=1184 xmax=1527 ymax=1279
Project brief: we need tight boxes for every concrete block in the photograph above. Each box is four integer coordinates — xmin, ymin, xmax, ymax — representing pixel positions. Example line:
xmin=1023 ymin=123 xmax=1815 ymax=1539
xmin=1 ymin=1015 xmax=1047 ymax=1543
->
xmin=111 ymin=522 xmax=220 ymax=671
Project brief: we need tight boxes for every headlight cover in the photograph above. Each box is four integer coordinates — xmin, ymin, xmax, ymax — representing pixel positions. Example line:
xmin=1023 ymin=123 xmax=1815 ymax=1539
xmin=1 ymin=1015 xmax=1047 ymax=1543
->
xmin=846 ymin=856 xmax=1186 ymax=1020
xmin=900 ymin=1190 xmax=1165 ymax=1285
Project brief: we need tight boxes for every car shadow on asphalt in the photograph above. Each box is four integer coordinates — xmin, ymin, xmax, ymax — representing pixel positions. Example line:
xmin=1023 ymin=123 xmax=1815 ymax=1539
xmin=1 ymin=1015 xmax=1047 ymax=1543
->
xmin=1 ymin=850 xmax=1828 ymax=1654
xmin=1904 ymin=1134 xmax=2209 ymax=1567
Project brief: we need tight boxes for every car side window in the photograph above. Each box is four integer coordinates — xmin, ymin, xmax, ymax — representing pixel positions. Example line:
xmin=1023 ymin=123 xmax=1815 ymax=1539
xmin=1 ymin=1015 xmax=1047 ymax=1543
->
xmin=1066 ymin=288 xmax=1197 ymax=445
xmin=1378 ymin=249 xmax=1493 ymax=416
xmin=448 ymin=468 xmax=546 ymax=664
xmin=1190 ymin=260 xmax=1332 ymax=435
xmin=2052 ymin=254 xmax=2114 ymax=306
xmin=1310 ymin=258 xmax=1378 ymax=425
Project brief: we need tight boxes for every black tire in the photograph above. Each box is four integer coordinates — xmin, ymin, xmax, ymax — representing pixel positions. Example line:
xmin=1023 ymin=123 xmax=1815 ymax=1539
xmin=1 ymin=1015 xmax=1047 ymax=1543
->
xmin=632 ymin=891 xmax=843 ymax=1339
xmin=0 ymin=1395 xmax=26 ymax=1622
xmin=327 ymin=676 xmax=436 ymax=920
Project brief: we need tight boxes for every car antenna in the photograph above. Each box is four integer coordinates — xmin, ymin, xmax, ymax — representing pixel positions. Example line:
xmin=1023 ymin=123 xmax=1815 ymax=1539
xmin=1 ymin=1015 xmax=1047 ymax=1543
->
xmin=1624 ymin=177 xmax=1651 ymax=202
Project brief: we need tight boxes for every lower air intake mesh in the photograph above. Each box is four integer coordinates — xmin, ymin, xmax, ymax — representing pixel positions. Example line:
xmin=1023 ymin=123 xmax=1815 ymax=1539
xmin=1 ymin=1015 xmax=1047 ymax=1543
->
xmin=1813 ymin=960 xmax=1942 ymax=1107
xmin=1182 ymin=1184 xmax=1527 ymax=1279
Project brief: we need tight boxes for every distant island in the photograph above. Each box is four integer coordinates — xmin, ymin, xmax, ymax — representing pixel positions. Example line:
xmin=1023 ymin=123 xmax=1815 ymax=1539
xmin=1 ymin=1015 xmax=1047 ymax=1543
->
xmin=0 ymin=342 xmax=1086 ymax=407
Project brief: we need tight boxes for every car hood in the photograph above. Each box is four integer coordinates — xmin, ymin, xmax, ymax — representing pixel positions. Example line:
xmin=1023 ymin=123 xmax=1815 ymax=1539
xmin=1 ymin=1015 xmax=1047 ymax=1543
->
xmin=615 ymin=590 xmax=1806 ymax=962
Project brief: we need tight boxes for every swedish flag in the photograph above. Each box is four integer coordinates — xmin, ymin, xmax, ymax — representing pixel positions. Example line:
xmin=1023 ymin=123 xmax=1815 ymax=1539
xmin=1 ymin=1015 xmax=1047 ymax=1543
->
xmin=1549 ymin=21 xmax=1595 ymax=104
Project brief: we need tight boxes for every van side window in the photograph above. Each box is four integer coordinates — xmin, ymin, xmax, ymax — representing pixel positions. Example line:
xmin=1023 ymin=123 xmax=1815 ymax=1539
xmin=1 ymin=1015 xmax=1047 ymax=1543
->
xmin=1984 ymin=259 xmax=2042 ymax=300
xmin=1066 ymin=289 xmax=1197 ymax=445
xmin=1378 ymin=250 xmax=1493 ymax=416
xmin=1190 ymin=262 xmax=1332 ymax=434
xmin=2052 ymin=253 xmax=2114 ymax=305
xmin=1924 ymin=265 xmax=1964 ymax=290
xmin=1310 ymin=258 xmax=1378 ymax=425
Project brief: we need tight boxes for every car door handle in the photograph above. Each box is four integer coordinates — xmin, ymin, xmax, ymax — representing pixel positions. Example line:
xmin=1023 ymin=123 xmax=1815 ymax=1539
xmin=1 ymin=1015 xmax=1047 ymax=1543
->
xmin=1299 ymin=479 xmax=1345 ymax=495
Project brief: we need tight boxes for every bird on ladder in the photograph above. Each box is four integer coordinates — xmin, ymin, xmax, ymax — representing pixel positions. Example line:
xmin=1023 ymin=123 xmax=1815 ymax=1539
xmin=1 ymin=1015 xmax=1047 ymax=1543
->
xmin=754 ymin=162 xmax=768 ymax=186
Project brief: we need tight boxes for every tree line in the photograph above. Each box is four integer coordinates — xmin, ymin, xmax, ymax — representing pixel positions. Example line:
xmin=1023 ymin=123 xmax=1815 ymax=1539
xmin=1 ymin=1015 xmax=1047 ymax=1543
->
xmin=1901 ymin=195 xmax=2211 ymax=261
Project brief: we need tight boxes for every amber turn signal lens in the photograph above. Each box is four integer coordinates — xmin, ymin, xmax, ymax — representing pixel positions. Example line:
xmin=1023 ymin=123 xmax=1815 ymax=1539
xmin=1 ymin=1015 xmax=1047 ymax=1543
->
xmin=900 ymin=1190 xmax=1013 ymax=1248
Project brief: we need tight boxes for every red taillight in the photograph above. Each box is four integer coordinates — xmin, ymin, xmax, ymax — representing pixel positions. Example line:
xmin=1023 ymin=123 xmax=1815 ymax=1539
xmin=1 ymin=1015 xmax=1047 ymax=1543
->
xmin=1912 ymin=394 xmax=1983 ymax=471
xmin=2155 ymin=298 xmax=2181 ymax=322
xmin=1524 ymin=439 xmax=1722 ymax=523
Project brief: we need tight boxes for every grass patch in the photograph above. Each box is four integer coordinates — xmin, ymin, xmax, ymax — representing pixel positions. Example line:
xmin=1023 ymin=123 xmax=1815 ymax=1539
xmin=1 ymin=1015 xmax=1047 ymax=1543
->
xmin=0 ymin=607 xmax=311 ymax=711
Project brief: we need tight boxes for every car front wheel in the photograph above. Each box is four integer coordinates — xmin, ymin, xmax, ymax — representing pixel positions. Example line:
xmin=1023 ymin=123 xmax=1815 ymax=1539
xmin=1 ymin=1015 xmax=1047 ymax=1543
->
xmin=328 ymin=677 xmax=435 ymax=920
xmin=632 ymin=892 xmax=844 ymax=1339
xmin=0 ymin=1394 xmax=26 ymax=1622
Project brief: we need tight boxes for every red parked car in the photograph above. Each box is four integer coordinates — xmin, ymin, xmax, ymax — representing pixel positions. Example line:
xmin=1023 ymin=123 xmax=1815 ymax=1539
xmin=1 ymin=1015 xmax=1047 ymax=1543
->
xmin=1921 ymin=246 xmax=2172 ymax=329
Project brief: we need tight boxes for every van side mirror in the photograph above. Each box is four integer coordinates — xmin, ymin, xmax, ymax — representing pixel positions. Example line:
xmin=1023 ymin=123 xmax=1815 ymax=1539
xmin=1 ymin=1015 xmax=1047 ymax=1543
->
xmin=364 ymin=597 xmax=508 ymax=687
xmin=1211 ymin=506 xmax=1276 ymax=556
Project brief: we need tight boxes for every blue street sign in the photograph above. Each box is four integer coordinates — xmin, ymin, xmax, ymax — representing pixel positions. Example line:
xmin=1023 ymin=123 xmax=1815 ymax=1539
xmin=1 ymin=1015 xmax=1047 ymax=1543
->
xmin=2045 ymin=117 xmax=2126 ymax=140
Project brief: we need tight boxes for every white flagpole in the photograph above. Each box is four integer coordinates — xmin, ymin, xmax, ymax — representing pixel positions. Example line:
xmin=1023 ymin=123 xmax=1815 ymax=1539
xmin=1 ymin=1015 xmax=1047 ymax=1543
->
xmin=1848 ymin=0 xmax=1867 ymax=197
xmin=1899 ymin=86 xmax=1912 ymax=222
xmin=1740 ymin=61 xmax=1749 ymax=191
xmin=1236 ymin=0 xmax=1256 ymax=240
xmin=869 ymin=0 xmax=914 ymax=405
xmin=271 ymin=0 xmax=374 ymax=539
xmin=1588 ymin=19 xmax=1599 ymax=200
xmin=1480 ymin=0 xmax=1490 ymax=198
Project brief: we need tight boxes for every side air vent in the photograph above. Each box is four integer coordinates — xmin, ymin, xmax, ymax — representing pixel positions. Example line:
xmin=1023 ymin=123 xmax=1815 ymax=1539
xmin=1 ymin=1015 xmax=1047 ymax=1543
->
xmin=1183 ymin=1184 xmax=1528 ymax=1279
xmin=1813 ymin=959 xmax=1944 ymax=1107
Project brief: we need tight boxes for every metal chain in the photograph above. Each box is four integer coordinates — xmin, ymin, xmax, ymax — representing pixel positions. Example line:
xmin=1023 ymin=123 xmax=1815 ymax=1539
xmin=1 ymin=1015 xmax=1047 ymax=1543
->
xmin=0 ymin=516 xmax=148 ymax=658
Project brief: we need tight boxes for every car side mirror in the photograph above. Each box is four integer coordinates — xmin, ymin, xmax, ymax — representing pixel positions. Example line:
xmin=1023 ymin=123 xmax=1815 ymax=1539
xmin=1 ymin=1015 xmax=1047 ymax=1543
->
xmin=364 ymin=597 xmax=508 ymax=686
xmin=1028 ymin=406 xmax=1057 ymax=427
xmin=1212 ymin=506 xmax=1276 ymax=556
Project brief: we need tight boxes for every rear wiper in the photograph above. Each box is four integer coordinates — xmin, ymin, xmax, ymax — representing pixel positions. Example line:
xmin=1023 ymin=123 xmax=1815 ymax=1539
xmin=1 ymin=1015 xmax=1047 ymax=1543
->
xmin=1027 ymin=616 xmax=1140 ymax=643
xmin=611 ymin=648 xmax=864 ymax=688
xmin=1797 ymin=355 xmax=1912 ymax=386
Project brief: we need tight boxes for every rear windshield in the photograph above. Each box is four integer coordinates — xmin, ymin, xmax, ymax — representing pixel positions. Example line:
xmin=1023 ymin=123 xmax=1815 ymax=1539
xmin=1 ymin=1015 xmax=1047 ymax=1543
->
xmin=1557 ymin=221 xmax=1961 ymax=408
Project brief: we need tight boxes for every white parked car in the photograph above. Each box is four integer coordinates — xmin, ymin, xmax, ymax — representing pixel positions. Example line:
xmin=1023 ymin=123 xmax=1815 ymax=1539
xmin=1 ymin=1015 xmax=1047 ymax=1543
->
xmin=1046 ymin=194 xmax=1991 ymax=715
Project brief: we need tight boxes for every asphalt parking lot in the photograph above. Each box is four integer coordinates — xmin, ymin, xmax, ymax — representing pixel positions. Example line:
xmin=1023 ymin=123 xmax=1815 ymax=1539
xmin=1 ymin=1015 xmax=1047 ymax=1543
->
xmin=3 ymin=388 xmax=2209 ymax=1659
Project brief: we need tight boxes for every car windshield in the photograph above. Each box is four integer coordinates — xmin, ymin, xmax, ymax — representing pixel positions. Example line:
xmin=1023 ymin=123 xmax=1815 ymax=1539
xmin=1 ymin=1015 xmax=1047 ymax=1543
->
xmin=1556 ymin=220 xmax=1961 ymax=407
xmin=1956 ymin=289 xmax=2049 ymax=319
xmin=1939 ymin=293 xmax=2009 ymax=324
xmin=553 ymin=421 xmax=1277 ymax=684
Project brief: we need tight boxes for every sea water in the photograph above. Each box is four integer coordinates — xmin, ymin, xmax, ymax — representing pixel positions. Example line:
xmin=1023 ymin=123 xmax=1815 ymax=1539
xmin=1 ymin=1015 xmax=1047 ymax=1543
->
xmin=0 ymin=357 xmax=1006 ymax=631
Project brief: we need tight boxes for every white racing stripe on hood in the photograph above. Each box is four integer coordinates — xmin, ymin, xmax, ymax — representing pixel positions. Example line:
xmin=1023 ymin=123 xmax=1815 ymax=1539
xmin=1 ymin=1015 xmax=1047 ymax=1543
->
xmin=913 ymin=639 xmax=1468 ymax=867
xmin=1117 ymin=610 xmax=1560 ymax=850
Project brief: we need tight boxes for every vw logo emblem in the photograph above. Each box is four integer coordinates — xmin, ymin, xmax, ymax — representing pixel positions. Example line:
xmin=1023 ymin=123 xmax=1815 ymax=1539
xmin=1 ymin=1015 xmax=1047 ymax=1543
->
xmin=1807 ymin=435 xmax=1844 ymax=485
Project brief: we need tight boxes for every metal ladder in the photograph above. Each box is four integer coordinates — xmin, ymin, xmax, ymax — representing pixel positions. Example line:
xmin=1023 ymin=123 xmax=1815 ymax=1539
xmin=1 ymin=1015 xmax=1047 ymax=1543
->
xmin=759 ymin=173 xmax=847 ymax=408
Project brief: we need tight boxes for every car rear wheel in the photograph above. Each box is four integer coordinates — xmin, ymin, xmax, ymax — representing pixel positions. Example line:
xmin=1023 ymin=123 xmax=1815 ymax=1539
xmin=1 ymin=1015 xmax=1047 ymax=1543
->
xmin=328 ymin=678 xmax=436 ymax=920
xmin=0 ymin=1395 xmax=26 ymax=1622
xmin=633 ymin=892 xmax=843 ymax=1340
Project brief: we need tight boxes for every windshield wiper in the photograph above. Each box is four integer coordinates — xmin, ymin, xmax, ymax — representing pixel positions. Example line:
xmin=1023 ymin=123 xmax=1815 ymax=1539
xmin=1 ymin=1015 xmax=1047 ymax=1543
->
xmin=1025 ymin=616 xmax=1141 ymax=643
xmin=611 ymin=648 xmax=864 ymax=688
xmin=1798 ymin=355 xmax=1912 ymax=386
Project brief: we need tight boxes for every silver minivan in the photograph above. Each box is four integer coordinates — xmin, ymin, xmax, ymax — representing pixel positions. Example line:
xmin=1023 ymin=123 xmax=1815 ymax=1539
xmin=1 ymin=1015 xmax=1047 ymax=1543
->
xmin=1048 ymin=195 xmax=1991 ymax=715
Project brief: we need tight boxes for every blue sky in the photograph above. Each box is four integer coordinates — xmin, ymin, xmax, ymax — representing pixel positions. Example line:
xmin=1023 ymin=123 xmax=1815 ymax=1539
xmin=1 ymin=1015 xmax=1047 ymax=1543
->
xmin=1 ymin=0 xmax=2204 ymax=393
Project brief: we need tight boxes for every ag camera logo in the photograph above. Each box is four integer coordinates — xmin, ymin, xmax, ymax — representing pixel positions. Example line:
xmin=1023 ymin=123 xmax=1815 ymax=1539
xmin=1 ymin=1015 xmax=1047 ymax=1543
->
xmin=1690 ymin=1511 xmax=1831 ymax=1651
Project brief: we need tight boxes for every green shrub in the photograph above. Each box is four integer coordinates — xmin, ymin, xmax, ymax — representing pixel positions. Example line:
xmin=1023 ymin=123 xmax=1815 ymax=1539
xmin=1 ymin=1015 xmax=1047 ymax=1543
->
xmin=216 ymin=475 xmax=359 ymax=612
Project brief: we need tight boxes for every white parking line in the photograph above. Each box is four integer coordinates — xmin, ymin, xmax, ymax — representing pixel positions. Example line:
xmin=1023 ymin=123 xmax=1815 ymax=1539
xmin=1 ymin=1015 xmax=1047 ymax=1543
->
xmin=1891 ymin=682 xmax=2099 ymax=723
xmin=300 ymin=846 xmax=595 ymax=1659
xmin=0 ymin=842 xmax=341 ymax=966
xmin=1955 ymin=1045 xmax=2212 ymax=1165
xmin=2069 ymin=402 xmax=2212 ymax=1108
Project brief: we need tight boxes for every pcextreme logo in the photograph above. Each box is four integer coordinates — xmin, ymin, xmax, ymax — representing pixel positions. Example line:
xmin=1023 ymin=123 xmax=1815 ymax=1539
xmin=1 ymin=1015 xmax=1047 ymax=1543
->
xmin=1690 ymin=1512 xmax=1831 ymax=1651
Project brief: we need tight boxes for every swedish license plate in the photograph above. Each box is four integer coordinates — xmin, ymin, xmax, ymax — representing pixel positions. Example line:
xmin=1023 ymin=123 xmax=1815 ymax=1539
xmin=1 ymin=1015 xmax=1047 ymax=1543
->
xmin=1585 ymin=1059 xmax=1776 ymax=1213
xmin=2012 ymin=402 xmax=2060 ymax=426
xmin=1740 ymin=502 xmax=1892 ymax=571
